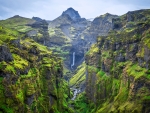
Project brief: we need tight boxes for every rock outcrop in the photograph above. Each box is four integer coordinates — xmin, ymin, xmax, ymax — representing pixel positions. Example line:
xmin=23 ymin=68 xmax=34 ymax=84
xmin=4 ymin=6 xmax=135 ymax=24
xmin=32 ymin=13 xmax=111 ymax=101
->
xmin=0 ymin=45 xmax=13 ymax=62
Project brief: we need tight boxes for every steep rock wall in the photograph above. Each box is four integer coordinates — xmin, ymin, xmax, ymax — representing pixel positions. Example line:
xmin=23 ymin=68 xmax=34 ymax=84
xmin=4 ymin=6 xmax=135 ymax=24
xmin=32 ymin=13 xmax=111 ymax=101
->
xmin=85 ymin=9 xmax=150 ymax=113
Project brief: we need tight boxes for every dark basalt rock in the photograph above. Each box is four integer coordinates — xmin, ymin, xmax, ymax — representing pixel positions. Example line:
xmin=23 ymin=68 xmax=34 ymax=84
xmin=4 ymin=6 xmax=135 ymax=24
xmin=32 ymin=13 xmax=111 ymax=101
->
xmin=144 ymin=47 xmax=150 ymax=69
xmin=25 ymin=95 xmax=35 ymax=105
xmin=32 ymin=17 xmax=43 ymax=22
xmin=116 ymin=53 xmax=126 ymax=62
xmin=29 ymin=45 xmax=40 ymax=55
xmin=125 ymin=43 xmax=139 ymax=61
xmin=10 ymin=39 xmax=21 ymax=48
xmin=28 ymin=19 xmax=48 ymax=30
xmin=62 ymin=7 xmax=81 ymax=20
xmin=0 ymin=45 xmax=13 ymax=62
xmin=131 ymin=43 xmax=138 ymax=55
xmin=102 ymin=62 xmax=105 ymax=71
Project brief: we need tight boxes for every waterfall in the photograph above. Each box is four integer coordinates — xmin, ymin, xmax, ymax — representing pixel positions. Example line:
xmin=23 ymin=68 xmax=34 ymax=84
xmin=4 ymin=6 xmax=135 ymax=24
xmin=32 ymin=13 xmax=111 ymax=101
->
xmin=71 ymin=88 xmax=81 ymax=100
xmin=71 ymin=52 xmax=75 ymax=69
xmin=43 ymin=40 xmax=45 ymax=45
xmin=71 ymin=89 xmax=78 ymax=100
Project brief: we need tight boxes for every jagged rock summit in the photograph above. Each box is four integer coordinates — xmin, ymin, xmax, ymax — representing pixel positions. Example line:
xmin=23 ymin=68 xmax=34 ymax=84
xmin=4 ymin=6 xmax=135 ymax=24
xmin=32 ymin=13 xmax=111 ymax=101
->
xmin=62 ymin=7 xmax=81 ymax=20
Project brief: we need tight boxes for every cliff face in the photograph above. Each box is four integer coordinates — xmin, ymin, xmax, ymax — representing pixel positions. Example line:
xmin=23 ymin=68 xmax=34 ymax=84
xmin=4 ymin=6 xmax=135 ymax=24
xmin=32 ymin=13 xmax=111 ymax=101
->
xmin=0 ymin=26 xmax=71 ymax=113
xmin=85 ymin=9 xmax=150 ymax=113
xmin=81 ymin=13 xmax=118 ymax=43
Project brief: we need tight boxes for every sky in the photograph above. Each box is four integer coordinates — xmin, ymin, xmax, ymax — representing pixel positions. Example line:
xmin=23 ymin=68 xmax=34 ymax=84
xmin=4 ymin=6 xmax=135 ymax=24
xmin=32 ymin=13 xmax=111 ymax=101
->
xmin=0 ymin=0 xmax=150 ymax=20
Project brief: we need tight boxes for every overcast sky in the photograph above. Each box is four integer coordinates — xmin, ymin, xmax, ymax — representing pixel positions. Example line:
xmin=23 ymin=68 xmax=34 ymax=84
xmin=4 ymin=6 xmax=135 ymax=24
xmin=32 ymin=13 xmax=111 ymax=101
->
xmin=0 ymin=0 xmax=150 ymax=20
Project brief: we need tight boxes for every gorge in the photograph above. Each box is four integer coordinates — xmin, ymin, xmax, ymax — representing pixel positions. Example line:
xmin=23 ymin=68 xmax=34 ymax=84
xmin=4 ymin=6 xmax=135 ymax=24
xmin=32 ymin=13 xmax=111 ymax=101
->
xmin=0 ymin=7 xmax=150 ymax=113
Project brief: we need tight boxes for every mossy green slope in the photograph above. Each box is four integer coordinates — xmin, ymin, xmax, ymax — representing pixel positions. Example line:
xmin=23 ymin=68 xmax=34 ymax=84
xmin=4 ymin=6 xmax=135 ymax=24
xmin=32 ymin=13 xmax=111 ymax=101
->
xmin=70 ymin=62 xmax=86 ymax=88
xmin=85 ymin=9 xmax=150 ymax=113
xmin=0 ymin=26 xmax=71 ymax=113
xmin=0 ymin=15 xmax=35 ymax=33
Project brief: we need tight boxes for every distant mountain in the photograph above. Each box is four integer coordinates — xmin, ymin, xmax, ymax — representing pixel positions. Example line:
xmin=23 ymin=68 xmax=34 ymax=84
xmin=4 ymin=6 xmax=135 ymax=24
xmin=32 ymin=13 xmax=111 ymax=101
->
xmin=32 ymin=17 xmax=43 ymax=21
xmin=81 ymin=13 xmax=118 ymax=43
xmin=48 ymin=8 xmax=117 ymax=70
xmin=62 ymin=7 xmax=81 ymax=20
xmin=0 ymin=15 xmax=35 ymax=33
xmin=87 ymin=18 xmax=94 ymax=21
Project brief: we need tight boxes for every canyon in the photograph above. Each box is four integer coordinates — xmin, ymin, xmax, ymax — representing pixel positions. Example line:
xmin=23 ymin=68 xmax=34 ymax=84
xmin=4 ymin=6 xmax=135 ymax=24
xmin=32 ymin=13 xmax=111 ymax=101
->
xmin=0 ymin=7 xmax=150 ymax=113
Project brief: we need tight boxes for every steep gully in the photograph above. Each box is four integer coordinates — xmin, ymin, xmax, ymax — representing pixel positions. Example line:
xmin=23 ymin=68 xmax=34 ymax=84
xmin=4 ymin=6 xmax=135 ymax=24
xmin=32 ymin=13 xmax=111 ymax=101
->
xmin=70 ymin=32 xmax=83 ymax=100
xmin=70 ymin=33 xmax=83 ymax=100
xmin=70 ymin=52 xmax=80 ymax=100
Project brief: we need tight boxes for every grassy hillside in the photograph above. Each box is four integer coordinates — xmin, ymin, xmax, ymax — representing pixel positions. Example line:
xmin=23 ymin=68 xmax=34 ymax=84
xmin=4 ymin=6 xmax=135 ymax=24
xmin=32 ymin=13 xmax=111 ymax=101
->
xmin=0 ymin=15 xmax=35 ymax=33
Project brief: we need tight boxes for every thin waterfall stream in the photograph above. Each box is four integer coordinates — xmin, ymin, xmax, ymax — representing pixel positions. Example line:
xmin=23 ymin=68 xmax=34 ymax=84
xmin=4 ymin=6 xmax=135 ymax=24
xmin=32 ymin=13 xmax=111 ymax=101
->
xmin=71 ymin=52 xmax=75 ymax=69
xmin=71 ymin=88 xmax=81 ymax=100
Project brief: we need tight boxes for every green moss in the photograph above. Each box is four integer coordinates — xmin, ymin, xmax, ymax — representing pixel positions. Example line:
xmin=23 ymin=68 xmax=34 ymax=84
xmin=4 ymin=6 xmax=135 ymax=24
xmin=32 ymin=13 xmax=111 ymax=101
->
xmin=14 ymin=25 xmax=33 ymax=33
xmin=26 ymin=84 xmax=36 ymax=96
xmin=2 ymin=53 xmax=29 ymax=75
xmin=87 ymin=65 xmax=99 ymax=73
xmin=21 ymin=38 xmax=52 ymax=55
xmin=42 ymin=57 xmax=53 ymax=67
xmin=143 ymin=96 xmax=150 ymax=100
xmin=70 ymin=62 xmax=86 ymax=87
xmin=12 ymin=54 xmax=28 ymax=70
xmin=143 ymin=34 xmax=150 ymax=48
xmin=0 ymin=16 xmax=35 ymax=33
xmin=0 ymin=61 xmax=6 ymax=70
xmin=16 ymin=90 xmax=24 ymax=103
xmin=86 ymin=44 xmax=99 ymax=56
xmin=21 ymin=68 xmax=38 ymax=78
xmin=97 ymin=70 xmax=105 ymax=77
xmin=101 ymin=51 xmax=110 ymax=59
xmin=71 ymin=92 xmax=94 ymax=113
xmin=5 ymin=64 xmax=16 ymax=74
xmin=136 ymin=47 xmax=144 ymax=57
xmin=63 ymin=65 xmax=70 ymax=75
xmin=0 ymin=105 xmax=14 ymax=113
xmin=126 ymin=63 xmax=147 ymax=79
xmin=0 ymin=26 xmax=19 ymax=36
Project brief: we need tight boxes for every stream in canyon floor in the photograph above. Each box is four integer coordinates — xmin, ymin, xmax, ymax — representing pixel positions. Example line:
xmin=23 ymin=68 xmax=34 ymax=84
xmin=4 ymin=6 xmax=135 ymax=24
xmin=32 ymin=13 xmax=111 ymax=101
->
xmin=71 ymin=88 xmax=81 ymax=100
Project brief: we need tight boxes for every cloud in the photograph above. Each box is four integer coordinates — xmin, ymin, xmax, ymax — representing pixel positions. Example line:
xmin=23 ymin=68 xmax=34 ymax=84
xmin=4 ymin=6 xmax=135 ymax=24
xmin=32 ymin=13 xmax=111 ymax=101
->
xmin=0 ymin=0 xmax=149 ymax=20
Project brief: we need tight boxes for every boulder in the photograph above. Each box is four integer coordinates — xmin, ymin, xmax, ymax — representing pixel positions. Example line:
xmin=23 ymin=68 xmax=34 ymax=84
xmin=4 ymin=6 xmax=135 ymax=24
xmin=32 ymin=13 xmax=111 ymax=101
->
xmin=0 ymin=45 xmax=13 ymax=62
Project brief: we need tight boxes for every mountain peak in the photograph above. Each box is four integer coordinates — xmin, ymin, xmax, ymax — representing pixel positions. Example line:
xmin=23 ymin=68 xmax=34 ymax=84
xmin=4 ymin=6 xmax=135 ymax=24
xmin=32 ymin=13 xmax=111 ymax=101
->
xmin=32 ymin=17 xmax=43 ymax=21
xmin=67 ymin=7 xmax=75 ymax=11
xmin=62 ymin=7 xmax=81 ymax=20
